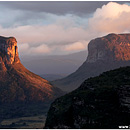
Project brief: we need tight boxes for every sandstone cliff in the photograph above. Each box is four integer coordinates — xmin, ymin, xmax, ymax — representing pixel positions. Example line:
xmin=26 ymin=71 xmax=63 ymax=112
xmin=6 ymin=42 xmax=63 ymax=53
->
xmin=52 ymin=33 xmax=130 ymax=92
xmin=0 ymin=36 xmax=64 ymax=123
xmin=0 ymin=37 xmax=19 ymax=71
xmin=0 ymin=36 xmax=63 ymax=103
xmin=87 ymin=33 xmax=130 ymax=62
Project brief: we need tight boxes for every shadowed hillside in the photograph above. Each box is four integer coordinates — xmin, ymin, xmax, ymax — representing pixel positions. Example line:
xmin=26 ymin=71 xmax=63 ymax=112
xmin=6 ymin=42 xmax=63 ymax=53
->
xmin=45 ymin=66 xmax=130 ymax=129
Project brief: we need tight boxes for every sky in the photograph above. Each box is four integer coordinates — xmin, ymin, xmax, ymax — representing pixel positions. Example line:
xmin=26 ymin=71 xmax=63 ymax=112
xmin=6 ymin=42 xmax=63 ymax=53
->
xmin=0 ymin=1 xmax=130 ymax=56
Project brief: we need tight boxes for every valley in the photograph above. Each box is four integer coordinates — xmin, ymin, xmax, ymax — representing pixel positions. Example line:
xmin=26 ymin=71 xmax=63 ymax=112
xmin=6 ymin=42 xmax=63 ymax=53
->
xmin=1 ymin=33 xmax=130 ymax=129
xmin=1 ymin=115 xmax=46 ymax=129
xmin=1 ymin=1 xmax=130 ymax=129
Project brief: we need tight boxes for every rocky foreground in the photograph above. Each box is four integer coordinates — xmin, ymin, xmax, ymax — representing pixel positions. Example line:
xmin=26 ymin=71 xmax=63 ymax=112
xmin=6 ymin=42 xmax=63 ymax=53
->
xmin=45 ymin=66 xmax=130 ymax=129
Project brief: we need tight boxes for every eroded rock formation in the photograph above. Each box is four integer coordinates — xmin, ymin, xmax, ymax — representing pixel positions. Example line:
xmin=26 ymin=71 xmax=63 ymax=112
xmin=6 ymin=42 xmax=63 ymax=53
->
xmin=0 ymin=36 xmax=63 ymax=103
xmin=52 ymin=33 xmax=130 ymax=92
xmin=87 ymin=33 xmax=130 ymax=62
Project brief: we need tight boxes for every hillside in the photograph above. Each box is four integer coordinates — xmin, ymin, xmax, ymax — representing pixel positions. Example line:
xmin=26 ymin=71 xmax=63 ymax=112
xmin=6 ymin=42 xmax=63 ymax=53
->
xmin=0 ymin=36 xmax=63 ymax=103
xmin=40 ymin=74 xmax=67 ymax=81
xmin=0 ymin=36 xmax=63 ymax=124
xmin=45 ymin=66 xmax=130 ymax=128
xmin=52 ymin=33 xmax=130 ymax=92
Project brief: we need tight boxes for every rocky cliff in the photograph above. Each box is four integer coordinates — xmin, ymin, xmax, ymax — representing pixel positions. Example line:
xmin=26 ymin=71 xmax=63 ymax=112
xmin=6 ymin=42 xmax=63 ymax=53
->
xmin=0 ymin=37 xmax=65 ymax=106
xmin=45 ymin=66 xmax=130 ymax=129
xmin=87 ymin=33 xmax=130 ymax=62
xmin=52 ymin=33 xmax=130 ymax=92
xmin=0 ymin=36 xmax=19 ymax=63
xmin=0 ymin=37 xmax=20 ymax=71
xmin=0 ymin=36 xmax=64 ymax=122
xmin=0 ymin=36 xmax=63 ymax=103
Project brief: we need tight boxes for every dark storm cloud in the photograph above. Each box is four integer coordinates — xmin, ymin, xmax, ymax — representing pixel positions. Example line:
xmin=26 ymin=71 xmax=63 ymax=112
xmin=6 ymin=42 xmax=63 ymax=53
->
xmin=0 ymin=1 xmax=128 ymax=15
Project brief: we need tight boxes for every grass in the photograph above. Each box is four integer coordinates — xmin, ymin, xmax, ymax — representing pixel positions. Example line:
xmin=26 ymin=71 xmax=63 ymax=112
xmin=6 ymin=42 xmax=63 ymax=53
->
xmin=1 ymin=115 xmax=46 ymax=129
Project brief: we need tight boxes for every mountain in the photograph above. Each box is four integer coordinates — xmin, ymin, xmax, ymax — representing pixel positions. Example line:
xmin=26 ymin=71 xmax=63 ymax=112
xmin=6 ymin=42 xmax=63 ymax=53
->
xmin=40 ymin=74 xmax=67 ymax=81
xmin=52 ymin=33 xmax=130 ymax=92
xmin=20 ymin=50 xmax=87 ymax=75
xmin=0 ymin=36 xmax=63 ymax=121
xmin=45 ymin=66 xmax=130 ymax=129
xmin=0 ymin=36 xmax=62 ymax=103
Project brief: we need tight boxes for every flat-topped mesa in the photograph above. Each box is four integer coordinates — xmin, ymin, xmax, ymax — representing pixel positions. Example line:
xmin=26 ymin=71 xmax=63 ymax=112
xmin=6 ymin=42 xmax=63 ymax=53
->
xmin=87 ymin=33 xmax=130 ymax=63
xmin=51 ymin=33 xmax=130 ymax=92
xmin=0 ymin=36 xmax=63 ymax=104
xmin=0 ymin=36 xmax=20 ymax=65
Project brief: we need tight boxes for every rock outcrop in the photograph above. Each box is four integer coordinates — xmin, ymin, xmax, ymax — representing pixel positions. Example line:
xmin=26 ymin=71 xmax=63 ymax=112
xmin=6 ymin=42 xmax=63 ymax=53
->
xmin=87 ymin=33 xmax=130 ymax=62
xmin=45 ymin=66 xmax=130 ymax=129
xmin=52 ymin=33 xmax=130 ymax=92
xmin=0 ymin=37 xmax=19 ymax=71
xmin=0 ymin=36 xmax=63 ymax=103
xmin=0 ymin=36 xmax=20 ymax=64
xmin=0 ymin=36 xmax=64 ymax=123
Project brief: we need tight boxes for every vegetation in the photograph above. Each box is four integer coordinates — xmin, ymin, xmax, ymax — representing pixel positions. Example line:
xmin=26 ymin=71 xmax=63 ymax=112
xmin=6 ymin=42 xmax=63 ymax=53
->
xmin=0 ymin=114 xmax=46 ymax=129
xmin=45 ymin=66 xmax=130 ymax=128
xmin=0 ymin=102 xmax=50 ymax=128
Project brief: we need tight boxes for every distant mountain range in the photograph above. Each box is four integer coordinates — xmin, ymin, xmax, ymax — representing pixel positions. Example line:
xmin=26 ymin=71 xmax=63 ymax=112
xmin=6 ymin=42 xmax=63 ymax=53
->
xmin=40 ymin=74 xmax=67 ymax=81
xmin=52 ymin=33 xmax=130 ymax=92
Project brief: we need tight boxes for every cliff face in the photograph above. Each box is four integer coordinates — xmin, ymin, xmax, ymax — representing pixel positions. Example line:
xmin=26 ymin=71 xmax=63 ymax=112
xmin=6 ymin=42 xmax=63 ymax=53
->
xmin=0 ymin=36 xmax=19 ymax=64
xmin=0 ymin=37 xmax=20 ymax=71
xmin=0 ymin=36 xmax=63 ymax=103
xmin=52 ymin=33 xmax=130 ymax=92
xmin=45 ymin=66 xmax=130 ymax=129
xmin=87 ymin=34 xmax=130 ymax=62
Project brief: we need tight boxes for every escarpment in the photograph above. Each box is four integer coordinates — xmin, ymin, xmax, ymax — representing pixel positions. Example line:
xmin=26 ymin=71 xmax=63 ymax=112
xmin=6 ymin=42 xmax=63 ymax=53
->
xmin=87 ymin=33 xmax=130 ymax=62
xmin=52 ymin=33 xmax=130 ymax=92
xmin=0 ymin=36 xmax=63 ymax=103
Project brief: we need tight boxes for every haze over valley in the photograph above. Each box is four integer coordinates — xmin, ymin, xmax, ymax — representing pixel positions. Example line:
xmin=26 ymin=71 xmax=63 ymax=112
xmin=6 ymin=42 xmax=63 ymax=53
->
xmin=21 ymin=50 xmax=87 ymax=75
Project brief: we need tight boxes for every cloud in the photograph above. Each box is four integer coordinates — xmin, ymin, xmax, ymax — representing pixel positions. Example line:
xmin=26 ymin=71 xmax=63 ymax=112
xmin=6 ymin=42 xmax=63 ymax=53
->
xmin=0 ymin=23 xmax=88 ymax=55
xmin=18 ymin=43 xmax=29 ymax=53
xmin=88 ymin=2 xmax=130 ymax=34
xmin=1 ymin=2 xmax=130 ymax=56
xmin=18 ymin=43 xmax=51 ymax=55
xmin=64 ymin=41 xmax=88 ymax=52
xmin=29 ymin=44 xmax=51 ymax=54
xmin=0 ymin=1 xmax=110 ymax=15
